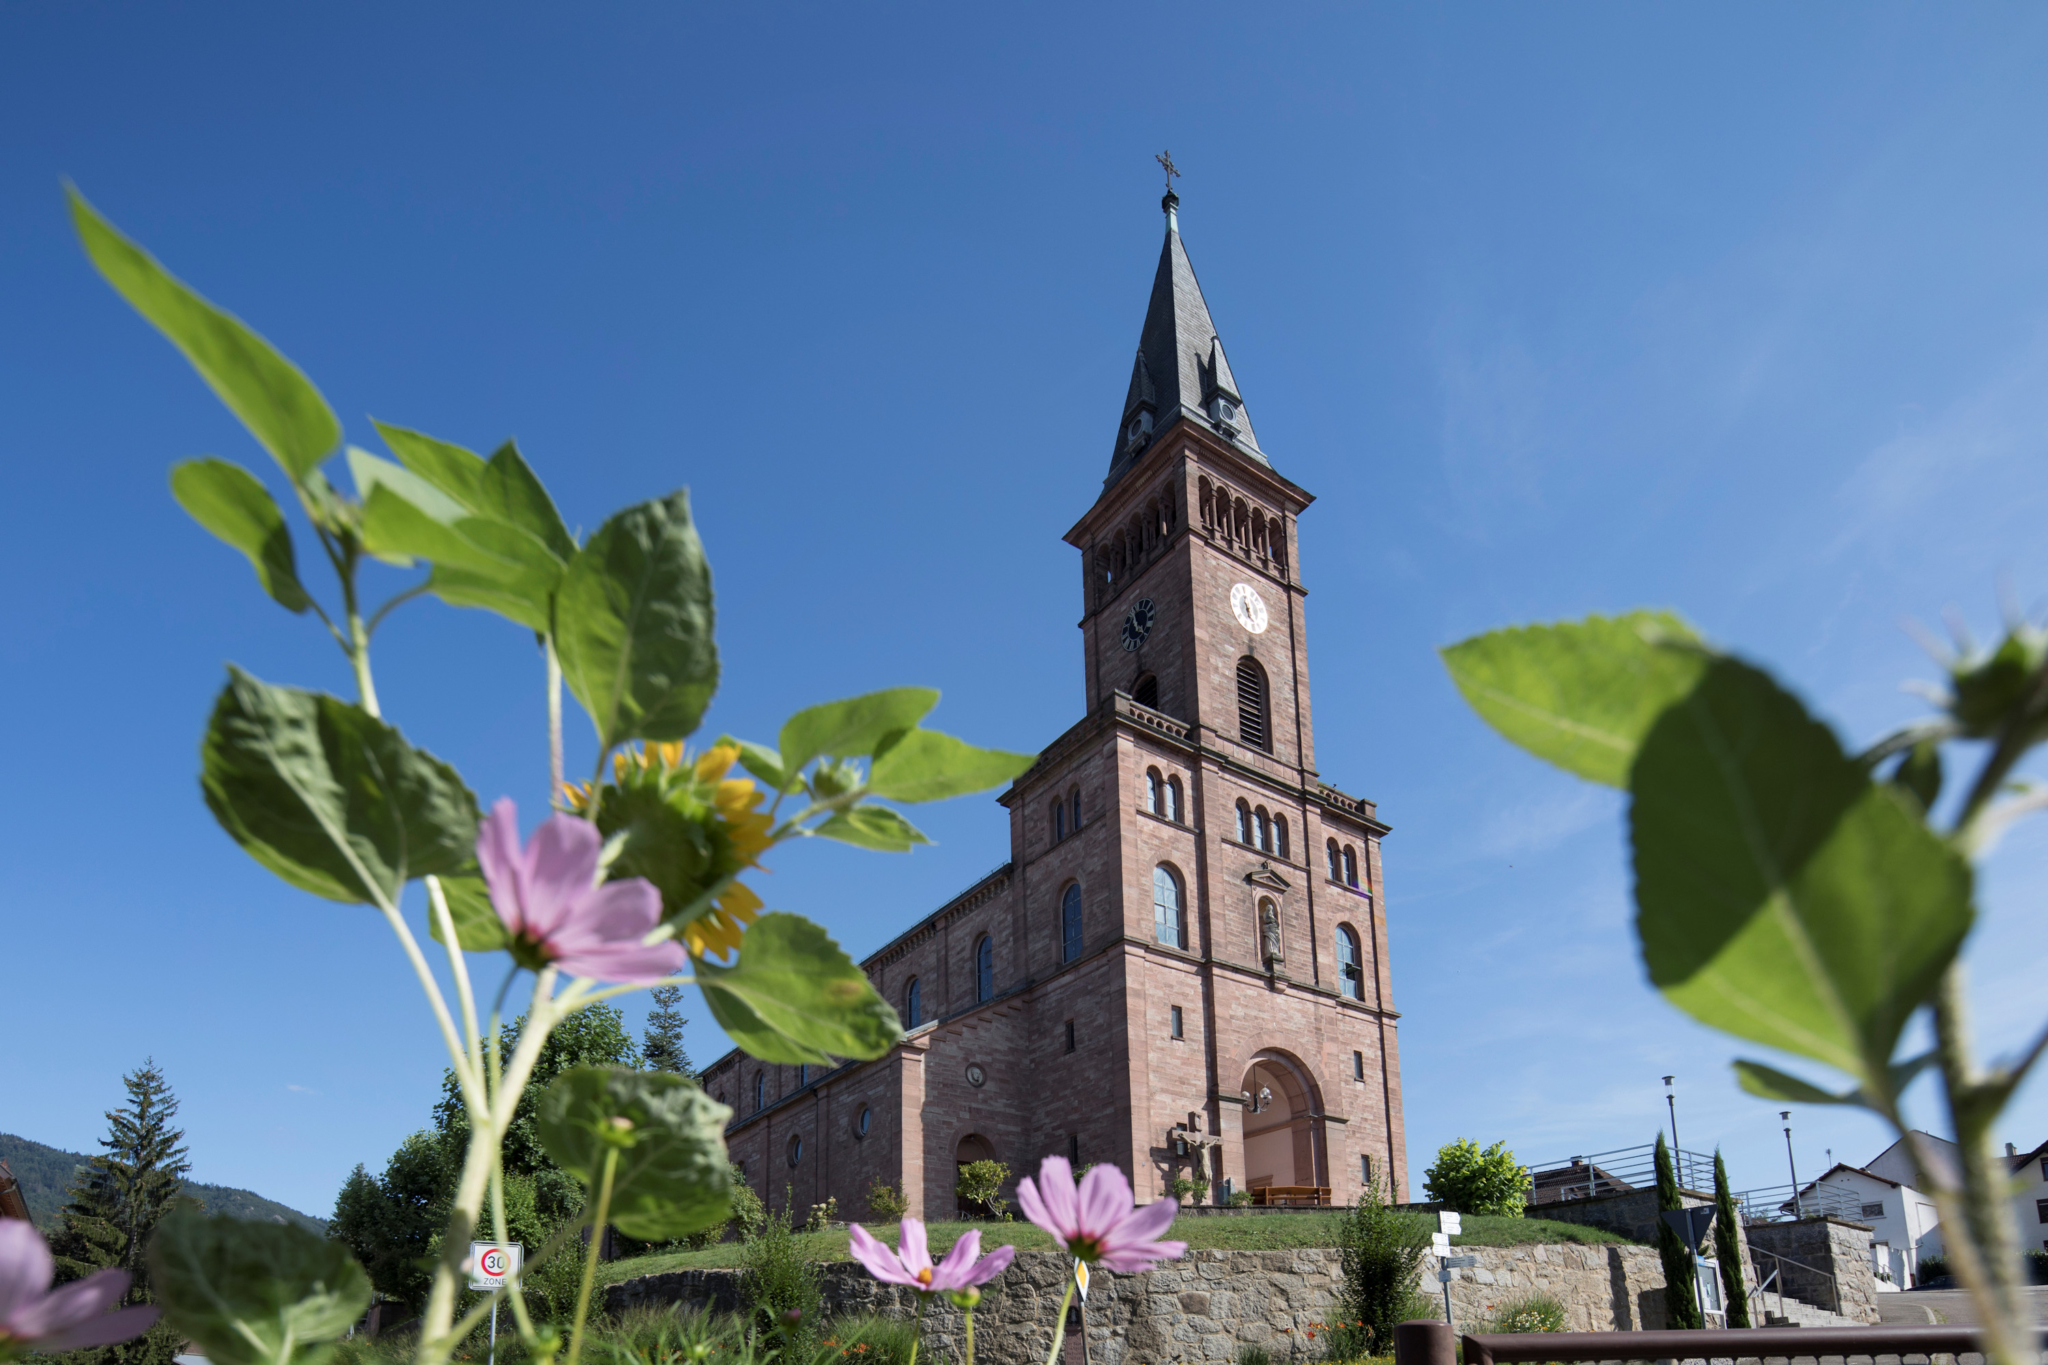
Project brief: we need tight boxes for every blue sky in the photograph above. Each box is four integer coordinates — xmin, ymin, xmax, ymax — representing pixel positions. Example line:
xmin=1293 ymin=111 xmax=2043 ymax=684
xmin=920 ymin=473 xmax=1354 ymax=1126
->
xmin=5 ymin=3 xmax=2047 ymax=1220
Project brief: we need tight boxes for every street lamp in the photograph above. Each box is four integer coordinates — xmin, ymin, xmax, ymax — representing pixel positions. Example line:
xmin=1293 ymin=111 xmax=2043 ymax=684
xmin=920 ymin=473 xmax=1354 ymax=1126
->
xmin=1664 ymin=1076 xmax=1682 ymax=1184
xmin=1781 ymin=1111 xmax=1802 ymax=1218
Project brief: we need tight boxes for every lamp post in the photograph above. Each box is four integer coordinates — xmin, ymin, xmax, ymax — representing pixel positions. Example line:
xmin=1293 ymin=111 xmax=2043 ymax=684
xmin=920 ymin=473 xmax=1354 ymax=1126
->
xmin=1781 ymin=1111 xmax=1802 ymax=1218
xmin=1664 ymin=1075 xmax=1682 ymax=1184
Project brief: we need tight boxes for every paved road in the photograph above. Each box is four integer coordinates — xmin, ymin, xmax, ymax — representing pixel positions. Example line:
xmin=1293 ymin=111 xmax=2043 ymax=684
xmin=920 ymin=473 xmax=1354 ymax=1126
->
xmin=1876 ymin=1286 xmax=2048 ymax=1325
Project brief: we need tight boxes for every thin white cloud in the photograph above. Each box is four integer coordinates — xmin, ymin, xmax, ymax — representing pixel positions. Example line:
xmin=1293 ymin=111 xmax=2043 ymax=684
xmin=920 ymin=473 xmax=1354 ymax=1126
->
xmin=286 ymin=1084 xmax=319 ymax=1095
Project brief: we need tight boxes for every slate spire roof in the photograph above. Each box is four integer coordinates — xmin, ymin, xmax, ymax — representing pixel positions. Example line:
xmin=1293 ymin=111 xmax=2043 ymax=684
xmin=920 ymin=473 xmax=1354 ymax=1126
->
xmin=1105 ymin=191 xmax=1270 ymax=486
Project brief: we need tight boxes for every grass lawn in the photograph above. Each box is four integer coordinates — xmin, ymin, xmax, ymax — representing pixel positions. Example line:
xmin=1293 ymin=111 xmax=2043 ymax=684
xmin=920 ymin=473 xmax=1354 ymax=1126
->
xmin=599 ymin=1212 xmax=1633 ymax=1282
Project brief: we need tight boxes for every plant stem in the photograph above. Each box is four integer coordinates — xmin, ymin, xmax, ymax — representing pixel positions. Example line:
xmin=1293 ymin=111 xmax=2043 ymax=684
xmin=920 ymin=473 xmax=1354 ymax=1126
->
xmin=907 ymin=1296 xmax=926 ymax=1365
xmin=1039 ymin=1277 xmax=1077 ymax=1365
xmin=428 ymin=875 xmax=483 ymax=1076
xmin=962 ymin=1308 xmax=974 ymax=1365
xmin=546 ymin=636 xmax=565 ymax=805
xmin=565 ymin=1147 xmax=620 ymax=1365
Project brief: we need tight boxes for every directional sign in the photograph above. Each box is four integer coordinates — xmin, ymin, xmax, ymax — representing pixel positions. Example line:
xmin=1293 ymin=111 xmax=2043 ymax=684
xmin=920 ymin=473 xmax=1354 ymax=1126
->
xmin=1660 ymin=1207 xmax=1715 ymax=1254
xmin=1441 ymin=1255 xmax=1479 ymax=1268
xmin=1431 ymin=1232 xmax=1451 ymax=1253
xmin=1437 ymin=1211 xmax=1462 ymax=1235
xmin=467 ymin=1241 xmax=523 ymax=1292
xmin=1073 ymin=1258 xmax=1090 ymax=1301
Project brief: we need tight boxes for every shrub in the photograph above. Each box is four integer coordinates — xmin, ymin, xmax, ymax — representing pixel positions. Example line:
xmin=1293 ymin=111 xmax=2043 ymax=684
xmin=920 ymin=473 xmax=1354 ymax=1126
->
xmin=1166 ymin=1175 xmax=1203 ymax=1202
xmin=1485 ymin=1294 xmax=1566 ymax=1334
xmin=1236 ymin=1348 xmax=1271 ymax=1365
xmin=1422 ymin=1139 xmax=1531 ymax=1216
xmin=804 ymin=1196 xmax=839 ymax=1233
xmin=738 ymin=1206 xmax=823 ymax=1357
xmin=1917 ymin=1253 xmax=1950 ymax=1284
xmin=865 ymin=1179 xmax=909 ymax=1222
xmin=1335 ymin=1177 xmax=1432 ymax=1350
xmin=2025 ymin=1249 xmax=2048 ymax=1286
xmin=955 ymin=1160 xmax=1010 ymax=1218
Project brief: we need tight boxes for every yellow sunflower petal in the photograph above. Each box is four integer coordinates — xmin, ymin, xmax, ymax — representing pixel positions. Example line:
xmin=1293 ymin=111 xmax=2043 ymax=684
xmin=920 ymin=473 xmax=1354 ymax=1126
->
xmin=718 ymin=881 xmax=764 ymax=918
xmin=658 ymin=741 xmax=684 ymax=769
xmin=696 ymin=743 xmax=739 ymax=783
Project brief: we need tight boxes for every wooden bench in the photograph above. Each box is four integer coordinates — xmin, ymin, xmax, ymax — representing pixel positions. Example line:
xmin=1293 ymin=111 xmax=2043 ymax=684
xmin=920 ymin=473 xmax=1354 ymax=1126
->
xmin=1250 ymin=1184 xmax=1332 ymax=1207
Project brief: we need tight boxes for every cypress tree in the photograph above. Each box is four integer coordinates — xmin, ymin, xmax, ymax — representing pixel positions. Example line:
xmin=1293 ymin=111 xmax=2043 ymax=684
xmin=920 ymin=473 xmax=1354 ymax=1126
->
xmin=1654 ymin=1133 xmax=1702 ymax=1329
xmin=1712 ymin=1149 xmax=1752 ymax=1327
xmin=641 ymin=985 xmax=694 ymax=1077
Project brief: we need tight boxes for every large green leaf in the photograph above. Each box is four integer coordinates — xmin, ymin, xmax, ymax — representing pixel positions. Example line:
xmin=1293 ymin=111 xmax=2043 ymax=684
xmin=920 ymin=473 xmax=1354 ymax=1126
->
xmin=355 ymin=488 xmax=563 ymax=632
xmin=1631 ymin=657 xmax=1973 ymax=1084
xmin=868 ymin=729 xmax=1034 ymax=803
xmin=169 ymin=459 xmax=312 ymax=613
xmin=555 ymin=490 xmax=718 ymax=749
xmin=535 ymin=1068 xmax=733 ymax=1240
xmin=69 ymin=187 xmax=339 ymax=481
xmin=814 ymin=806 xmax=931 ymax=852
xmin=697 ymin=912 xmax=903 ymax=1064
xmin=427 ymin=873 xmax=510 ymax=952
xmin=1441 ymin=611 xmax=1708 ymax=787
xmin=372 ymin=422 xmax=576 ymax=560
xmin=150 ymin=1212 xmax=371 ymax=1365
xmin=201 ymin=667 xmax=481 ymax=906
xmin=777 ymin=688 xmax=938 ymax=779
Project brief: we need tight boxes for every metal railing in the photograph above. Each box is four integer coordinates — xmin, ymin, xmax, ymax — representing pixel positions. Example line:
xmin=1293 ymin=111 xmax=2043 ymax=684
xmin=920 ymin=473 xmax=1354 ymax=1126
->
xmin=1396 ymin=1320 xmax=2048 ymax=1365
xmin=1525 ymin=1143 xmax=1717 ymax=1201
xmin=1731 ymin=1179 xmax=1865 ymax=1224
xmin=1746 ymin=1244 xmax=1841 ymax=1318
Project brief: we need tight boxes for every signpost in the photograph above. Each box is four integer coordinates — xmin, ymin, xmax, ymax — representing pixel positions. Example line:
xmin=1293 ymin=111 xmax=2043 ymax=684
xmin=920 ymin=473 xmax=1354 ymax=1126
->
xmin=467 ymin=1242 xmax=523 ymax=1365
xmin=1070 ymin=1259 xmax=1091 ymax=1365
xmin=1660 ymin=1207 xmax=1717 ymax=1325
xmin=1435 ymin=1213 xmax=1472 ymax=1332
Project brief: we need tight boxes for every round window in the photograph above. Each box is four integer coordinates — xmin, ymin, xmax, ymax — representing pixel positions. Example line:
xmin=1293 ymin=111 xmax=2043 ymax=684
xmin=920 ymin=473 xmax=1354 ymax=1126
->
xmin=965 ymin=1063 xmax=987 ymax=1088
xmin=786 ymin=1134 xmax=803 ymax=1167
xmin=854 ymin=1106 xmax=871 ymax=1139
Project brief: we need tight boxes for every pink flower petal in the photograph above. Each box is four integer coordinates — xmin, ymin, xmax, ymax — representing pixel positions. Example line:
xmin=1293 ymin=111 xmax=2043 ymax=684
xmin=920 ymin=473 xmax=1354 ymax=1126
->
xmin=31 ymin=1303 xmax=160 ymax=1352
xmin=1096 ymin=1238 xmax=1187 ymax=1273
xmin=1034 ymin=1156 xmax=1081 ymax=1236
xmin=1014 ymin=1175 xmax=1055 ymax=1239
xmin=928 ymin=1229 xmax=981 ymax=1290
xmin=849 ymin=1224 xmax=922 ymax=1289
xmin=1075 ymin=1162 xmax=1132 ymax=1239
xmin=1103 ymin=1195 xmax=1178 ymax=1249
xmin=549 ymin=936 xmax=685 ymax=985
xmin=561 ymin=877 xmax=663 ymax=941
xmin=898 ymin=1217 xmax=931 ymax=1277
xmin=0 ymin=1220 xmax=54 ymax=1325
xmin=520 ymin=814 xmax=605 ymax=936
xmin=961 ymin=1242 xmax=1016 ymax=1287
xmin=9 ymin=1268 xmax=128 ymax=1340
xmin=475 ymin=799 xmax=530 ymax=934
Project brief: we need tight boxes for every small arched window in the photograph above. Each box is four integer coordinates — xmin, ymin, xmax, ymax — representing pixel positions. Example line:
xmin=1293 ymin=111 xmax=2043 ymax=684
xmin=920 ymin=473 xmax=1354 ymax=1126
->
xmin=1336 ymin=925 xmax=1364 ymax=1000
xmin=1145 ymin=769 xmax=1161 ymax=815
xmin=1061 ymin=884 xmax=1084 ymax=964
xmin=1070 ymin=787 xmax=1082 ymax=831
xmin=1152 ymin=865 xmax=1186 ymax=949
xmin=1327 ymin=839 xmax=1342 ymax=882
xmin=1236 ymin=800 xmax=1251 ymax=844
xmin=904 ymin=977 xmax=921 ymax=1029
xmin=1132 ymin=673 xmax=1159 ymax=709
xmin=753 ymin=1072 xmax=765 ymax=1113
xmin=798 ymin=1064 xmax=809 ymax=1087
xmin=1053 ymin=800 xmax=1065 ymax=843
xmin=1166 ymin=777 xmax=1183 ymax=824
xmin=1343 ymin=845 xmax=1360 ymax=888
xmin=1275 ymin=815 xmax=1290 ymax=861
xmin=1236 ymin=657 xmax=1269 ymax=751
xmin=1254 ymin=807 xmax=1271 ymax=852
xmin=975 ymin=934 xmax=994 ymax=1003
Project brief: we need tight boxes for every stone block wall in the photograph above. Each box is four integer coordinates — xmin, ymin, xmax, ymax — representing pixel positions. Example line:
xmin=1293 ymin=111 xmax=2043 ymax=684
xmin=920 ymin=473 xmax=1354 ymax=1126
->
xmin=606 ymin=1243 xmax=1680 ymax=1365
xmin=1745 ymin=1217 xmax=1880 ymax=1324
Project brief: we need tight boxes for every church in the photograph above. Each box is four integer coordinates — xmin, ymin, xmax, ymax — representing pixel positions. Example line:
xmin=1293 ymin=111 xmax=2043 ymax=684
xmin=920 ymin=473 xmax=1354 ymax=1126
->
xmin=702 ymin=187 xmax=1406 ymax=1219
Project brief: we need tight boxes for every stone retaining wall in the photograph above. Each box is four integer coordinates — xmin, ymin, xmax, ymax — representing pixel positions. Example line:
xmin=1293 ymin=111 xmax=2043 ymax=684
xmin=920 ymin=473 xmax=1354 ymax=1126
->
xmin=607 ymin=1243 xmax=1684 ymax=1365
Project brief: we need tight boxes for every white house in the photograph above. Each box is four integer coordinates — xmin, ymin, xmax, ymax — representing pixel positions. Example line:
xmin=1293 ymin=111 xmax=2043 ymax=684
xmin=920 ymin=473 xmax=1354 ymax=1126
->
xmin=1795 ymin=1161 xmax=1942 ymax=1289
xmin=2007 ymin=1139 xmax=2048 ymax=1254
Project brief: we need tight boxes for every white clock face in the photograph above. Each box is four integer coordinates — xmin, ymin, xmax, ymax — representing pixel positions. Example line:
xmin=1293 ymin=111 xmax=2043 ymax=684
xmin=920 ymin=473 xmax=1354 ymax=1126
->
xmin=1230 ymin=583 xmax=1269 ymax=635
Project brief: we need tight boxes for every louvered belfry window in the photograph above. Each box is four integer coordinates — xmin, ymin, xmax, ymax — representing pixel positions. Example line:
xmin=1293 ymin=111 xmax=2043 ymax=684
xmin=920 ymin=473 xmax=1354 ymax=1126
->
xmin=1236 ymin=657 xmax=1269 ymax=750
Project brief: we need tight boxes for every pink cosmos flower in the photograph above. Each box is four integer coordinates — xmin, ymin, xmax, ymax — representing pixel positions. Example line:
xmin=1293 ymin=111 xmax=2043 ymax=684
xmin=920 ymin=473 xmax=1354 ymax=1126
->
xmin=0 ymin=1221 xmax=158 ymax=1358
xmin=476 ymin=799 xmax=685 ymax=983
xmin=1015 ymin=1156 xmax=1187 ymax=1273
xmin=848 ymin=1218 xmax=1015 ymax=1296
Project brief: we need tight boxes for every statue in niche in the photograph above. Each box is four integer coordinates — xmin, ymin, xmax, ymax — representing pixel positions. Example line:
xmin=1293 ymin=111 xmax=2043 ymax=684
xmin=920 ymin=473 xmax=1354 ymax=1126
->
xmin=1258 ymin=898 xmax=1283 ymax=969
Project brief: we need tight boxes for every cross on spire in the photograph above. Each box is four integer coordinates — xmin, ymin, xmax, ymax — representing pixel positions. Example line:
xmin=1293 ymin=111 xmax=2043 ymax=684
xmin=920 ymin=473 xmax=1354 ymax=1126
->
xmin=1156 ymin=149 xmax=1181 ymax=194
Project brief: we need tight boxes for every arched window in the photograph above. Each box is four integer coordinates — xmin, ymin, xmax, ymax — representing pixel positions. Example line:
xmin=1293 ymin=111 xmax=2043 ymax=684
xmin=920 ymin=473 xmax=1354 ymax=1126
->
xmin=1053 ymin=800 xmax=1065 ymax=843
xmin=1070 ymin=787 xmax=1082 ymax=831
xmin=904 ymin=977 xmax=922 ymax=1029
xmin=1235 ymin=800 xmax=1251 ymax=844
xmin=1336 ymin=925 xmax=1364 ymax=1000
xmin=753 ymin=1073 xmax=765 ymax=1113
xmin=1166 ymin=777 xmax=1183 ymax=824
xmin=1236 ymin=657 xmax=1269 ymax=751
xmin=1152 ymin=866 xmax=1186 ymax=949
xmin=1132 ymin=673 xmax=1159 ymax=709
xmin=1327 ymin=839 xmax=1342 ymax=882
xmin=798 ymin=1064 xmax=809 ymax=1087
xmin=1061 ymin=884 xmax=1084 ymax=964
xmin=1275 ymin=815 xmax=1290 ymax=861
xmin=1343 ymin=845 xmax=1359 ymax=888
xmin=1145 ymin=769 xmax=1161 ymax=815
xmin=1254 ymin=807 xmax=1271 ymax=852
xmin=975 ymin=935 xmax=994 ymax=1003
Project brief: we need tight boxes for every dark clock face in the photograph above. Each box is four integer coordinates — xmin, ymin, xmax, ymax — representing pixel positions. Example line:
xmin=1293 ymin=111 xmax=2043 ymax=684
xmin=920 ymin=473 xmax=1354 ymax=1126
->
xmin=1121 ymin=598 xmax=1156 ymax=652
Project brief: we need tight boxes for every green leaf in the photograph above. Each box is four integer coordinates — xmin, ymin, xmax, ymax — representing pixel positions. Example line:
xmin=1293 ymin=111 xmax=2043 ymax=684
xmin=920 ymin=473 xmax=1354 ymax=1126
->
xmin=697 ymin=912 xmax=903 ymax=1064
xmin=1632 ymin=657 xmax=1974 ymax=1085
xmin=1441 ymin=611 xmax=1709 ymax=788
xmin=868 ymin=729 xmax=1035 ymax=803
xmin=813 ymin=806 xmax=931 ymax=852
xmin=169 ymin=459 xmax=312 ymax=613
xmin=69 ymin=186 xmax=339 ymax=481
xmin=201 ymin=667 xmax=482 ymax=906
xmin=534 ymin=1068 xmax=733 ymax=1240
xmin=1733 ymin=1060 xmax=1863 ymax=1106
xmin=556 ymin=490 xmax=718 ymax=750
xmin=150 ymin=1212 xmax=371 ymax=1365
xmin=427 ymin=873 xmax=510 ymax=952
xmin=371 ymin=422 xmax=576 ymax=561
xmin=719 ymin=736 xmax=790 ymax=793
xmin=1891 ymin=739 xmax=1944 ymax=814
xmin=777 ymin=688 xmax=938 ymax=780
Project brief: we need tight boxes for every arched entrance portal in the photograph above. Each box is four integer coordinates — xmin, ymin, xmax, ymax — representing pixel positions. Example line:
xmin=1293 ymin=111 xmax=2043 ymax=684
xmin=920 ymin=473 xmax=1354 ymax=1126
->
xmin=1239 ymin=1052 xmax=1327 ymax=1203
xmin=956 ymin=1133 xmax=998 ymax=1217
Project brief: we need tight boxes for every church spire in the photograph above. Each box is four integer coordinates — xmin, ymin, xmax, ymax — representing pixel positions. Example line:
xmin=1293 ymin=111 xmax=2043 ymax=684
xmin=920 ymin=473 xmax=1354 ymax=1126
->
xmin=1105 ymin=176 xmax=1269 ymax=486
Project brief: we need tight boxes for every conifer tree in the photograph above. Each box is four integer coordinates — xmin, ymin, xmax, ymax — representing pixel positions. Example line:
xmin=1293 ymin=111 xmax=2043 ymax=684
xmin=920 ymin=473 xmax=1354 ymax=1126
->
xmin=641 ymin=985 xmax=693 ymax=1077
xmin=1653 ymin=1133 xmax=1702 ymax=1329
xmin=1712 ymin=1148 xmax=1752 ymax=1327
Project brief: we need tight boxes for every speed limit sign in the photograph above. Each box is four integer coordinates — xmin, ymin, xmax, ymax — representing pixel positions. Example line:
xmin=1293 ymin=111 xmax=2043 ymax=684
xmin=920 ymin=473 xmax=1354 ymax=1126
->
xmin=467 ymin=1242 xmax=524 ymax=1292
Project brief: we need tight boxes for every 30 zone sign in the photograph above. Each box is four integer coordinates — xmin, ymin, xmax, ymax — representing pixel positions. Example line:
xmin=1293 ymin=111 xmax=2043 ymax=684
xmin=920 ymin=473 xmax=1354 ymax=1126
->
xmin=467 ymin=1242 xmax=524 ymax=1292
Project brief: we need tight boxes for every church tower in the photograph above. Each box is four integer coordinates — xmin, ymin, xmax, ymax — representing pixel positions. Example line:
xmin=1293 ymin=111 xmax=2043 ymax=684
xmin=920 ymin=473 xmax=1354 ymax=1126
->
xmin=701 ymin=188 xmax=1404 ymax=1219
